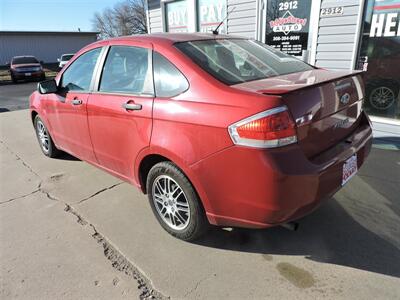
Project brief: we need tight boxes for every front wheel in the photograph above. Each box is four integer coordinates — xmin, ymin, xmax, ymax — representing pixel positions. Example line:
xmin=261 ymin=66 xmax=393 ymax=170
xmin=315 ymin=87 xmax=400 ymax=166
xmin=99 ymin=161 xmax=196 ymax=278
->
xmin=34 ymin=115 xmax=60 ymax=158
xmin=146 ymin=162 xmax=208 ymax=241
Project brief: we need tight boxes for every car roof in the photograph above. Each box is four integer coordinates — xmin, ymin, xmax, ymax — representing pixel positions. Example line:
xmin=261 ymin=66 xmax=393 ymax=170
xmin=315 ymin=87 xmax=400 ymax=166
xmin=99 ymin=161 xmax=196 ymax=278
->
xmin=93 ymin=33 xmax=247 ymax=47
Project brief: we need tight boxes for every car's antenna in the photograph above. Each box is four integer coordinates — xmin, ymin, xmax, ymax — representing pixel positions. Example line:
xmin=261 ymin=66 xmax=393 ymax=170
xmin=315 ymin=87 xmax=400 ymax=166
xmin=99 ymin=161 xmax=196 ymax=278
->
xmin=212 ymin=7 xmax=235 ymax=35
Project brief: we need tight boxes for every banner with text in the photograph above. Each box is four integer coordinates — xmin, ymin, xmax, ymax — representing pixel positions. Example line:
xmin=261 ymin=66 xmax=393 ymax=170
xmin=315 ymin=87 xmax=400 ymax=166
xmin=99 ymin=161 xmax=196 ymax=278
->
xmin=166 ymin=0 xmax=189 ymax=33
xmin=198 ymin=0 xmax=226 ymax=33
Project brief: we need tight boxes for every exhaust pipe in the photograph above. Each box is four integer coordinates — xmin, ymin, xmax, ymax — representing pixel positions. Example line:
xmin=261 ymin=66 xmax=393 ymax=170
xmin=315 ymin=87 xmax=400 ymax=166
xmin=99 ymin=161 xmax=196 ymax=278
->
xmin=281 ymin=222 xmax=299 ymax=231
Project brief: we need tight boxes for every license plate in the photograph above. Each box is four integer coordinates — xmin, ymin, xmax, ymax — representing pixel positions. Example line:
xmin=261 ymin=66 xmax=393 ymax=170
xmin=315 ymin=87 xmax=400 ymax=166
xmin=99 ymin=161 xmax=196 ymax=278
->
xmin=25 ymin=73 xmax=31 ymax=76
xmin=342 ymin=154 xmax=357 ymax=186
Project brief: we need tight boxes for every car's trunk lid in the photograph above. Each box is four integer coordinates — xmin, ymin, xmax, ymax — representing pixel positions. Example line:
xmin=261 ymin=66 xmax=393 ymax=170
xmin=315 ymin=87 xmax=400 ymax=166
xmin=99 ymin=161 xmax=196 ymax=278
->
xmin=233 ymin=69 xmax=365 ymax=158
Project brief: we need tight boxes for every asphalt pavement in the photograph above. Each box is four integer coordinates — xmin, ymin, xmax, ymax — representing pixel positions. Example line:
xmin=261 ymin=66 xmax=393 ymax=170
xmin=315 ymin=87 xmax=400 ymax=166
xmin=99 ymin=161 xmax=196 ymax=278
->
xmin=1 ymin=85 xmax=400 ymax=299
xmin=0 ymin=81 xmax=37 ymax=112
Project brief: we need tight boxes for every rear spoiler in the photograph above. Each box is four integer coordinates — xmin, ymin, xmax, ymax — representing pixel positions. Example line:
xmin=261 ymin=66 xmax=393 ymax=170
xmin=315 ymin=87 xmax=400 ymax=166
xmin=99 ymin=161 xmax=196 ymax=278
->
xmin=256 ymin=70 xmax=364 ymax=95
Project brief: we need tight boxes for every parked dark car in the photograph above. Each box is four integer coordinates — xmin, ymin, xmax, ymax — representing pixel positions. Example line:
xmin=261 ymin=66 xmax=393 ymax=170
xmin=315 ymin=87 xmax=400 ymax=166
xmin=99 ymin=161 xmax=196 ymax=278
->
xmin=9 ymin=56 xmax=45 ymax=83
xmin=30 ymin=33 xmax=372 ymax=241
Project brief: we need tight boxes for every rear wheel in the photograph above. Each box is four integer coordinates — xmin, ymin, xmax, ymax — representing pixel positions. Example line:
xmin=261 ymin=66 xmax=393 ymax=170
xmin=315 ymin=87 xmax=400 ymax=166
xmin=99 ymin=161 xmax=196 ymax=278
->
xmin=34 ymin=115 xmax=60 ymax=158
xmin=146 ymin=162 xmax=208 ymax=241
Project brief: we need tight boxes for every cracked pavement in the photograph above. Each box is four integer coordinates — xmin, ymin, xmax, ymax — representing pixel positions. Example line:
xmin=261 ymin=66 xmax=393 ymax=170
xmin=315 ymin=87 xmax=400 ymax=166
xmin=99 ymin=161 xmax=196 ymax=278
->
xmin=1 ymin=109 xmax=400 ymax=299
xmin=0 ymin=118 xmax=164 ymax=299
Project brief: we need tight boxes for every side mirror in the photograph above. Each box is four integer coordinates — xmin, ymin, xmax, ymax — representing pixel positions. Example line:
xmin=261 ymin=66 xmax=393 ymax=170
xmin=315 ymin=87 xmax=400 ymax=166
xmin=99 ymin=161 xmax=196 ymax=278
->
xmin=57 ymin=58 xmax=60 ymax=62
xmin=38 ymin=79 xmax=58 ymax=94
xmin=5 ymin=62 xmax=10 ymax=68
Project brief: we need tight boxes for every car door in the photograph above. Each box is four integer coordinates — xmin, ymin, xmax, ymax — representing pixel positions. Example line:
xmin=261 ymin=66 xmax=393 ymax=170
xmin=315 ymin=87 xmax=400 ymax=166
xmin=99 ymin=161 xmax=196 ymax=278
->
xmin=45 ymin=47 xmax=104 ymax=162
xmin=86 ymin=42 xmax=154 ymax=180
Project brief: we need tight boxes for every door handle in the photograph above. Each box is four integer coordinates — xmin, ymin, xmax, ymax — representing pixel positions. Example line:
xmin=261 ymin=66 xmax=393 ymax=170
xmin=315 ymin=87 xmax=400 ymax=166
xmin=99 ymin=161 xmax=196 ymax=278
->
xmin=72 ymin=99 xmax=83 ymax=105
xmin=122 ymin=102 xmax=142 ymax=111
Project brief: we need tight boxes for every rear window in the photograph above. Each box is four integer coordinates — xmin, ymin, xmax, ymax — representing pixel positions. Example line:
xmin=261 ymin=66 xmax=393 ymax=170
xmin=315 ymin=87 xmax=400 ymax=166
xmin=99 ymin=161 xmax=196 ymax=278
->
xmin=61 ymin=54 xmax=74 ymax=61
xmin=12 ymin=57 xmax=39 ymax=64
xmin=175 ymin=39 xmax=314 ymax=85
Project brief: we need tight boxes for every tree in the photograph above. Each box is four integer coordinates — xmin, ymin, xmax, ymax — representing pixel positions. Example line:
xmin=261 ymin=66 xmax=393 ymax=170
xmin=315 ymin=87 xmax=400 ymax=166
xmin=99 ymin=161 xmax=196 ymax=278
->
xmin=92 ymin=0 xmax=147 ymax=39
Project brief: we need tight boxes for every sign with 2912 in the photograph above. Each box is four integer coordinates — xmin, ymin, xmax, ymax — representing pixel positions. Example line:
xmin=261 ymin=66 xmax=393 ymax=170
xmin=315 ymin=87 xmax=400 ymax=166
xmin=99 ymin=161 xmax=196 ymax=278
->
xmin=265 ymin=0 xmax=312 ymax=56
xmin=321 ymin=7 xmax=344 ymax=17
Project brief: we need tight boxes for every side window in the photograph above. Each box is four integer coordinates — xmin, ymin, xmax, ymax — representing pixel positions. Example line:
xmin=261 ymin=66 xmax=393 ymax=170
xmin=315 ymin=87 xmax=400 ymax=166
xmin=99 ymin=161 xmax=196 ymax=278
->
xmin=61 ymin=48 xmax=101 ymax=92
xmin=153 ymin=52 xmax=189 ymax=97
xmin=99 ymin=46 xmax=152 ymax=95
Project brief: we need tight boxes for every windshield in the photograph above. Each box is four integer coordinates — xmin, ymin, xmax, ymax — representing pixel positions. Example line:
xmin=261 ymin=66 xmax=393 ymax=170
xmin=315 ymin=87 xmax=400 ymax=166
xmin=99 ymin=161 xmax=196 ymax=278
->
xmin=61 ymin=54 xmax=74 ymax=61
xmin=175 ymin=39 xmax=314 ymax=85
xmin=12 ymin=57 xmax=39 ymax=64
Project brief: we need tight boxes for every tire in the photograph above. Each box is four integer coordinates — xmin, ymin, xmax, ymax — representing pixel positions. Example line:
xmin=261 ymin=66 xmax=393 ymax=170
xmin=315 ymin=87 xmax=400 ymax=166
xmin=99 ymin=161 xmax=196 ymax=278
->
xmin=146 ymin=161 xmax=208 ymax=241
xmin=34 ymin=115 xmax=60 ymax=158
xmin=11 ymin=74 xmax=17 ymax=84
xmin=367 ymin=84 xmax=398 ymax=110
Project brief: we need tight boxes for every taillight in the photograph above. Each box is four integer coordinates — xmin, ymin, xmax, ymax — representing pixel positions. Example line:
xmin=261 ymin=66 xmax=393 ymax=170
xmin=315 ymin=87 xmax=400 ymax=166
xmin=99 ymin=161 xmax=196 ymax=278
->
xmin=228 ymin=106 xmax=297 ymax=148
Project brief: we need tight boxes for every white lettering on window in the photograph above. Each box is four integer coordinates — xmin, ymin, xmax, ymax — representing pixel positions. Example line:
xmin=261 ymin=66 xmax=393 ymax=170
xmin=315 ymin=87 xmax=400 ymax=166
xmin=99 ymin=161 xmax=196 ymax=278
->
xmin=370 ymin=14 xmax=385 ymax=37
xmin=384 ymin=13 xmax=398 ymax=37
xmin=216 ymin=3 xmax=224 ymax=20
xmin=200 ymin=5 xmax=208 ymax=20
xmin=398 ymin=19 xmax=400 ymax=36
xmin=208 ymin=5 xmax=216 ymax=20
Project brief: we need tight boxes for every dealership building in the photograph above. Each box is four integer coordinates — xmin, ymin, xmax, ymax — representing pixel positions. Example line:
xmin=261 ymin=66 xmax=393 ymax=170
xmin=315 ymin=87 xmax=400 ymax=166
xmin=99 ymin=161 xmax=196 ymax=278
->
xmin=0 ymin=31 xmax=98 ymax=65
xmin=146 ymin=0 xmax=400 ymax=137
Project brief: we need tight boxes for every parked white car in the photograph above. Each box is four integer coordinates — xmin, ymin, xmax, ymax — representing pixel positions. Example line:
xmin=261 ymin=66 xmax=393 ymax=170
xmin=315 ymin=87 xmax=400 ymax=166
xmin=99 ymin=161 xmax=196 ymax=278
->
xmin=57 ymin=53 xmax=74 ymax=69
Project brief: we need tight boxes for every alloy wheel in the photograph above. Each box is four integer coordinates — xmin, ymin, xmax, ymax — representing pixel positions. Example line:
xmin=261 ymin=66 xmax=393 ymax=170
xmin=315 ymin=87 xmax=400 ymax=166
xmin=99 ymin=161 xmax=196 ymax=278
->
xmin=151 ymin=175 xmax=190 ymax=230
xmin=369 ymin=87 xmax=396 ymax=110
xmin=36 ymin=120 xmax=50 ymax=153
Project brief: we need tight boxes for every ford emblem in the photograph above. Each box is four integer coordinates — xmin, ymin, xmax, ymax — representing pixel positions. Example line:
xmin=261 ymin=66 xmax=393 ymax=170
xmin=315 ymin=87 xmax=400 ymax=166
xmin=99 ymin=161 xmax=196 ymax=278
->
xmin=340 ymin=93 xmax=350 ymax=105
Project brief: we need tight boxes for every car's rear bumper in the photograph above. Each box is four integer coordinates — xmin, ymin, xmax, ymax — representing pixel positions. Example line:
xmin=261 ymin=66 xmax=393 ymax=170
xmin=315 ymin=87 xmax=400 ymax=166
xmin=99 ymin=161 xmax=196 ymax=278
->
xmin=191 ymin=112 xmax=373 ymax=228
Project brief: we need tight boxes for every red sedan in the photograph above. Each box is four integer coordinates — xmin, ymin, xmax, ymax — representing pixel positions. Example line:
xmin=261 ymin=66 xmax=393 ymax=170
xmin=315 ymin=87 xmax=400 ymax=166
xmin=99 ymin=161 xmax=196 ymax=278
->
xmin=30 ymin=33 xmax=372 ymax=241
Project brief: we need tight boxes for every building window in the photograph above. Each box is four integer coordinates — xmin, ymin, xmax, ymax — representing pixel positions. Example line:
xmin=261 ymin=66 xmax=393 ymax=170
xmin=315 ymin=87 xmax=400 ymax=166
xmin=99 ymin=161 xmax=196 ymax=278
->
xmin=165 ymin=0 xmax=189 ymax=32
xmin=265 ymin=0 xmax=312 ymax=56
xmin=197 ymin=0 xmax=226 ymax=33
xmin=357 ymin=0 xmax=400 ymax=119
